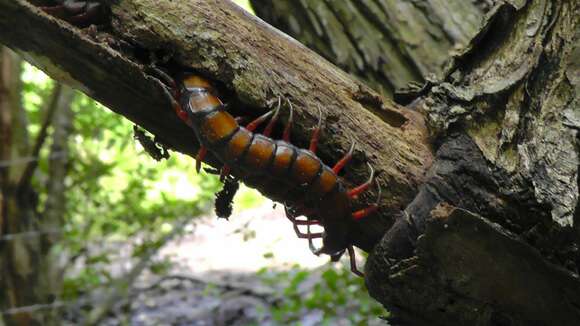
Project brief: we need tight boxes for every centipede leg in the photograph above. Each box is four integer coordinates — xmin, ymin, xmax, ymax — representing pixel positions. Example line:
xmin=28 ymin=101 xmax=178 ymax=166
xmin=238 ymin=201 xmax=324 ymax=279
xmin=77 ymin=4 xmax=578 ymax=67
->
xmin=306 ymin=223 xmax=321 ymax=253
xmin=263 ymin=97 xmax=281 ymax=137
xmin=195 ymin=146 xmax=208 ymax=173
xmin=294 ymin=227 xmax=323 ymax=239
xmin=246 ymin=109 xmax=275 ymax=132
xmin=283 ymin=99 xmax=294 ymax=142
xmin=351 ymin=178 xmax=382 ymax=220
xmin=332 ymin=141 xmax=355 ymax=174
xmin=347 ymin=246 xmax=364 ymax=277
xmin=309 ymin=105 xmax=323 ymax=153
xmin=284 ymin=206 xmax=322 ymax=239
xmin=347 ymin=163 xmax=375 ymax=198
xmin=292 ymin=219 xmax=319 ymax=225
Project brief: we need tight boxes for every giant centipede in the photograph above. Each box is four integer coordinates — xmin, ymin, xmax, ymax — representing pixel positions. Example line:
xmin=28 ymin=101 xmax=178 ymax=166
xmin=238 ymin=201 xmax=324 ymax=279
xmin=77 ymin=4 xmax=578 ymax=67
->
xmin=37 ymin=0 xmax=381 ymax=276
xmin=172 ymin=74 xmax=381 ymax=276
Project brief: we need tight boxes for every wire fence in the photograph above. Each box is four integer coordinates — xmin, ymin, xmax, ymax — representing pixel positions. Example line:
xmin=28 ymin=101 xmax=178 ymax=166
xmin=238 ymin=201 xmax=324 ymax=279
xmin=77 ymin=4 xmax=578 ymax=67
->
xmin=0 ymin=218 xmax=199 ymax=320
xmin=0 ymin=151 xmax=67 ymax=168
xmin=0 ymin=229 xmax=62 ymax=242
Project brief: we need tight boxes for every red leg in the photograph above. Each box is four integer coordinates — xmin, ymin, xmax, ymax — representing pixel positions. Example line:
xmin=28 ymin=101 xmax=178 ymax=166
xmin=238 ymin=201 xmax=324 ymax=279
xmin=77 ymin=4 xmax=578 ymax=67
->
xmin=246 ymin=109 xmax=274 ymax=132
xmin=347 ymin=163 xmax=375 ymax=198
xmin=309 ymin=105 xmax=323 ymax=153
xmin=282 ymin=99 xmax=294 ymax=142
xmin=351 ymin=178 xmax=382 ymax=220
xmin=174 ymin=101 xmax=189 ymax=123
xmin=195 ymin=146 xmax=207 ymax=173
xmin=347 ymin=246 xmax=364 ymax=277
xmin=332 ymin=141 xmax=355 ymax=174
xmin=263 ymin=97 xmax=281 ymax=137
xmin=284 ymin=206 xmax=322 ymax=239
xmin=294 ymin=226 xmax=323 ymax=239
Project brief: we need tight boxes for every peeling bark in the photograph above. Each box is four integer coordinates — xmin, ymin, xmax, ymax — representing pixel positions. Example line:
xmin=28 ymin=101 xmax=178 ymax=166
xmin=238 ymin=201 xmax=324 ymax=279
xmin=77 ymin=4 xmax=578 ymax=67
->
xmin=366 ymin=0 xmax=580 ymax=324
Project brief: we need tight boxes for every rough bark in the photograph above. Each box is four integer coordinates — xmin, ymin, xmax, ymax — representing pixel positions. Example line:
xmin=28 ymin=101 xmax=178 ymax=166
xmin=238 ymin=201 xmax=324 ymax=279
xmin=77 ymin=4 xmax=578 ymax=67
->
xmin=250 ymin=0 xmax=489 ymax=98
xmin=0 ymin=0 xmax=433 ymax=252
xmin=1 ymin=0 xmax=578 ymax=325
xmin=365 ymin=0 xmax=580 ymax=324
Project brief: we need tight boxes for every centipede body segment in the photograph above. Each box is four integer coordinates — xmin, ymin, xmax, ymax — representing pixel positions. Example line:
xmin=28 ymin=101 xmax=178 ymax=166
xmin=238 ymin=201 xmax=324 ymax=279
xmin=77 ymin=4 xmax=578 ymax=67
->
xmin=174 ymin=74 xmax=380 ymax=276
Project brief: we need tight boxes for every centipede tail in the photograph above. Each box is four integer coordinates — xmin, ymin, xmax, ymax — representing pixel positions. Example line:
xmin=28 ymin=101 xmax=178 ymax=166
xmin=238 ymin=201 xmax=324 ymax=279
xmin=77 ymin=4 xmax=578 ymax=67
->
xmin=174 ymin=73 xmax=381 ymax=276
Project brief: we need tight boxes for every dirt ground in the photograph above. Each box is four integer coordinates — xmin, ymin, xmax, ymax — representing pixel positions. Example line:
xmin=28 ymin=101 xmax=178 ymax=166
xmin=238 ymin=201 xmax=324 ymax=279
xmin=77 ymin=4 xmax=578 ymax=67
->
xmin=85 ymin=202 xmax=383 ymax=325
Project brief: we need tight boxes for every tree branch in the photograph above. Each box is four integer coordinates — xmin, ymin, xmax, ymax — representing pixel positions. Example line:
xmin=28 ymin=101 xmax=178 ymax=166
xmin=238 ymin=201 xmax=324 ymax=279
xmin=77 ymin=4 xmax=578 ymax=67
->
xmin=0 ymin=0 xmax=433 ymax=250
xmin=368 ymin=203 xmax=580 ymax=326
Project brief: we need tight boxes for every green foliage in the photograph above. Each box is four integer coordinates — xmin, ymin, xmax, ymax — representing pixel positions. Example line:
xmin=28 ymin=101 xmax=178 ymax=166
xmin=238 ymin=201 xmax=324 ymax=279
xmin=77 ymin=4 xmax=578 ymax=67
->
xmin=258 ymin=265 xmax=387 ymax=324
xmin=21 ymin=63 xmax=220 ymax=299
xmin=233 ymin=0 xmax=254 ymax=13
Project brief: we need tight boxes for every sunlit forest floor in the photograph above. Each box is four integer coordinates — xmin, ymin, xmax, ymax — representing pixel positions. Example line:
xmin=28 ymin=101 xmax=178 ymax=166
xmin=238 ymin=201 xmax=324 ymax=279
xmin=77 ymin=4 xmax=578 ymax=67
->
xmin=63 ymin=202 xmax=384 ymax=325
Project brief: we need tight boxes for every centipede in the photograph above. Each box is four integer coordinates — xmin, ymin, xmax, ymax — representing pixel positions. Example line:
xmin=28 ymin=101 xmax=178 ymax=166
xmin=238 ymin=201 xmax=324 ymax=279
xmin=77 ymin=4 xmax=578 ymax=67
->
xmin=171 ymin=74 xmax=381 ymax=276
xmin=37 ymin=0 xmax=381 ymax=276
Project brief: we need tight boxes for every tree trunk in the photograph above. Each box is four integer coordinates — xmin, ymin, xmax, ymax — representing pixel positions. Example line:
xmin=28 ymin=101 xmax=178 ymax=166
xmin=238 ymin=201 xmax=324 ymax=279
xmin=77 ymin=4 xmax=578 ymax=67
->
xmin=365 ymin=1 xmax=580 ymax=325
xmin=250 ymin=0 xmax=490 ymax=98
xmin=0 ymin=1 xmax=578 ymax=325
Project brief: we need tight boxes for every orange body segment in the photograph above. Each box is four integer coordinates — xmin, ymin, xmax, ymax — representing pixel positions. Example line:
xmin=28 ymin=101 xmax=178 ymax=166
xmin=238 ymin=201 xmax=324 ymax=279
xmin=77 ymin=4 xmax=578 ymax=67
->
xmin=188 ymin=93 xmax=221 ymax=111
xmin=201 ymin=111 xmax=238 ymax=144
xmin=244 ymin=136 xmax=275 ymax=170
xmin=183 ymin=75 xmax=214 ymax=89
xmin=270 ymin=144 xmax=294 ymax=175
xmin=291 ymin=152 xmax=322 ymax=185
xmin=223 ymin=129 xmax=252 ymax=162
xmin=308 ymin=167 xmax=337 ymax=197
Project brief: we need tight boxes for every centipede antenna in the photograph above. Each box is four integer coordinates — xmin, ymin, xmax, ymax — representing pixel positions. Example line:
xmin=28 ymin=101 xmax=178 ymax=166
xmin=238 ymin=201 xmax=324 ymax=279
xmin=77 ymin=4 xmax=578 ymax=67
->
xmin=263 ymin=97 xmax=282 ymax=137
xmin=332 ymin=139 xmax=355 ymax=174
xmin=283 ymin=99 xmax=294 ymax=142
